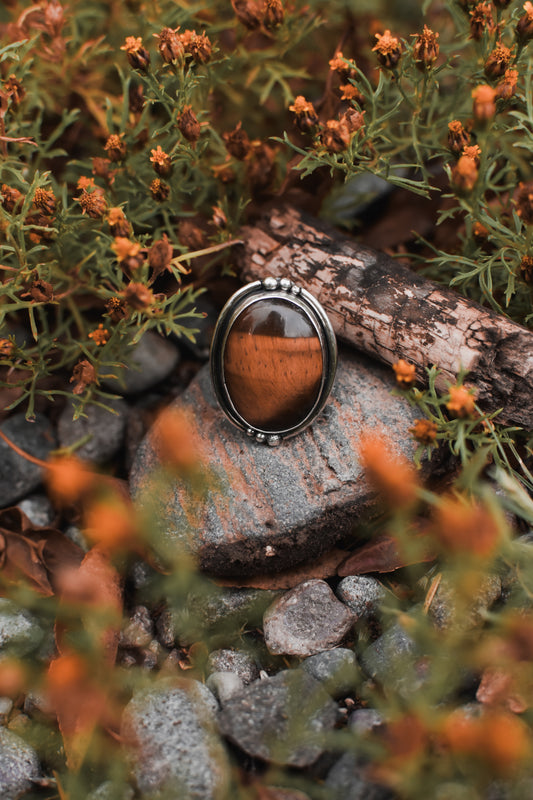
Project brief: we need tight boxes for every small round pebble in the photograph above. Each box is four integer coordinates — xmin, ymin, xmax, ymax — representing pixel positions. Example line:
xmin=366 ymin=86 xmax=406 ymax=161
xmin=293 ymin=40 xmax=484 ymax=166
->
xmin=17 ymin=493 xmax=55 ymax=528
xmin=206 ymin=671 xmax=244 ymax=704
xmin=207 ymin=649 xmax=259 ymax=685
xmin=0 ymin=727 xmax=41 ymax=800
xmin=301 ymin=648 xmax=359 ymax=697
xmin=336 ymin=576 xmax=387 ymax=620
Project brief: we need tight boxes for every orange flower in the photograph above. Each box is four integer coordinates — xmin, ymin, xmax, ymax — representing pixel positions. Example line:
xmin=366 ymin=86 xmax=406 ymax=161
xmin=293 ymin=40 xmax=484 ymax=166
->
xmin=392 ymin=359 xmax=416 ymax=387
xmin=83 ymin=497 xmax=139 ymax=553
xmin=412 ymin=25 xmax=439 ymax=70
xmin=0 ymin=659 xmax=26 ymax=697
xmin=47 ymin=651 xmax=87 ymax=691
xmin=288 ymin=96 xmax=318 ymax=133
xmin=472 ymin=84 xmax=497 ymax=121
xmin=154 ymin=406 xmax=202 ymax=472
xmin=121 ymin=282 xmax=153 ymax=309
xmin=410 ymin=418 xmax=438 ymax=445
xmin=107 ymin=207 xmax=131 ymax=237
xmin=432 ymin=494 xmax=502 ymax=558
xmin=447 ymin=120 xmax=470 ymax=155
xmin=372 ymin=30 xmax=402 ymax=70
xmin=88 ymin=323 xmax=109 ymax=346
xmin=446 ymin=384 xmax=477 ymax=417
xmin=358 ymin=430 xmax=419 ymax=509
xmin=46 ymin=455 xmax=95 ymax=505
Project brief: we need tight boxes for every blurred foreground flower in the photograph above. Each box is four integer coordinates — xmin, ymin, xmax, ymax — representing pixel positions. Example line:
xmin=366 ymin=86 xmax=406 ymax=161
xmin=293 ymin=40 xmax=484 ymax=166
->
xmin=358 ymin=431 xmax=419 ymax=509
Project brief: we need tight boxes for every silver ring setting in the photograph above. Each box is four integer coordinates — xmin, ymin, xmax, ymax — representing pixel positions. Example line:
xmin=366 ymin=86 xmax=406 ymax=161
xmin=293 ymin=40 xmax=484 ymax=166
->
xmin=210 ymin=278 xmax=337 ymax=445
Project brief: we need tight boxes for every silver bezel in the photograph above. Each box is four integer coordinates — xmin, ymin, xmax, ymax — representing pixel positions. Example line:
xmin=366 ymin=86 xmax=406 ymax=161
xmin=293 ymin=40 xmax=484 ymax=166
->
xmin=210 ymin=278 xmax=337 ymax=445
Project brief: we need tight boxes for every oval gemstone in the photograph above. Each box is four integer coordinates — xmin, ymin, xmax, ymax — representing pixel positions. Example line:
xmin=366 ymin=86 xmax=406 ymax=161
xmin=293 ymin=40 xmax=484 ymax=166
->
xmin=223 ymin=298 xmax=323 ymax=431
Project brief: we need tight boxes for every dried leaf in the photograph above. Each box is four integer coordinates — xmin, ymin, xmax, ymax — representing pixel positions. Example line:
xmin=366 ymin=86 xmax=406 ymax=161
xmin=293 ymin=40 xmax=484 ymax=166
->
xmin=476 ymin=667 xmax=527 ymax=714
xmin=214 ymin=548 xmax=351 ymax=590
xmin=337 ymin=534 xmax=435 ymax=577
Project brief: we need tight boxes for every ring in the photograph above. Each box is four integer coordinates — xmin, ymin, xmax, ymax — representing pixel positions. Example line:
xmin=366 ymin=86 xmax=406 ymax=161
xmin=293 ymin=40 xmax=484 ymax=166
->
xmin=210 ymin=278 xmax=337 ymax=445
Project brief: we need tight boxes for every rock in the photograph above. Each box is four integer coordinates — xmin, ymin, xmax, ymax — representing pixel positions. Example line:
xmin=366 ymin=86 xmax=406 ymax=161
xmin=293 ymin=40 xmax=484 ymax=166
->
xmin=86 ymin=781 xmax=134 ymax=800
xmin=301 ymin=648 xmax=359 ymax=696
xmin=130 ymin=349 xmax=429 ymax=576
xmin=0 ymin=697 xmax=13 ymax=720
xmin=217 ymin=669 xmax=339 ymax=766
xmin=263 ymin=580 xmax=354 ymax=657
xmin=119 ymin=606 xmax=153 ymax=649
xmin=206 ymin=671 xmax=244 ymax=704
xmin=427 ymin=574 xmax=502 ymax=631
xmin=0 ymin=727 xmax=41 ymax=800
xmin=104 ymin=331 xmax=180 ymax=395
xmin=17 ymin=493 xmax=55 ymax=528
xmin=325 ymin=753 xmax=394 ymax=800
xmin=359 ymin=622 xmax=425 ymax=698
xmin=57 ymin=398 xmax=127 ymax=463
xmin=0 ymin=414 xmax=56 ymax=508
xmin=349 ymin=708 xmax=384 ymax=735
xmin=121 ymin=679 xmax=229 ymax=799
xmin=336 ymin=576 xmax=387 ymax=621
xmin=0 ymin=599 xmax=44 ymax=657
xmin=207 ymin=649 xmax=260 ymax=685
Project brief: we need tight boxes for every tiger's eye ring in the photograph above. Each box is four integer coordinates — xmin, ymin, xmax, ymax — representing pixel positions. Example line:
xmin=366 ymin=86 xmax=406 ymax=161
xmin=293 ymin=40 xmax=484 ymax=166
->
xmin=210 ymin=278 xmax=337 ymax=445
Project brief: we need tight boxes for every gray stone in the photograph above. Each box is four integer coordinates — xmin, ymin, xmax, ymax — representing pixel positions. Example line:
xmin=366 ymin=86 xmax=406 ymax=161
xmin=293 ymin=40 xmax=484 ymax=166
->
xmin=0 ymin=599 xmax=44 ymax=657
xmin=325 ymin=753 xmax=394 ymax=800
xmin=263 ymin=580 xmax=354 ymax=657
xmin=359 ymin=623 xmax=425 ymax=698
xmin=301 ymin=648 xmax=359 ymax=696
xmin=17 ymin=493 xmax=55 ymax=528
xmin=57 ymin=398 xmax=127 ymax=463
xmin=130 ymin=350 xmax=428 ymax=576
xmin=121 ymin=679 xmax=229 ymax=799
xmin=104 ymin=331 xmax=180 ymax=395
xmin=427 ymin=574 xmax=502 ymax=632
xmin=119 ymin=606 xmax=153 ymax=649
xmin=86 ymin=780 xmax=134 ymax=800
xmin=336 ymin=576 xmax=387 ymax=620
xmin=0 ymin=726 xmax=41 ymax=800
xmin=217 ymin=669 xmax=339 ymax=766
xmin=175 ymin=588 xmax=277 ymax=645
xmin=348 ymin=708 xmax=384 ymax=735
xmin=206 ymin=671 xmax=244 ymax=704
xmin=0 ymin=413 xmax=57 ymax=508
xmin=0 ymin=697 xmax=13 ymax=720
xmin=207 ymin=649 xmax=260 ymax=685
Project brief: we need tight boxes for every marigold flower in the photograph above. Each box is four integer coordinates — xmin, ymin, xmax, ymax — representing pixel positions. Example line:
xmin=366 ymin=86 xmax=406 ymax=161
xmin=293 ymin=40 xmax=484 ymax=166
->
xmin=112 ymin=237 xmax=141 ymax=263
xmin=47 ymin=652 xmax=87 ymax=691
xmin=1 ymin=184 xmax=23 ymax=213
xmin=372 ymin=30 xmax=402 ymax=70
xmin=121 ymin=282 xmax=153 ymax=309
xmin=186 ymin=31 xmax=212 ymax=64
xmin=340 ymin=83 xmax=364 ymax=104
xmin=177 ymin=105 xmax=201 ymax=143
xmin=0 ymin=659 xmax=26 ymax=697
xmin=410 ymin=418 xmax=438 ymax=445
xmin=289 ymin=96 xmax=318 ymax=133
xmin=223 ymin=122 xmax=251 ymax=160
xmin=516 ymin=1 xmax=533 ymax=42
xmin=149 ymin=178 xmax=170 ymax=202
xmin=107 ymin=207 xmax=131 ymax=238
xmin=155 ymin=27 xmax=184 ymax=64
xmin=153 ymin=407 xmax=202 ymax=472
xmin=462 ymin=144 xmax=481 ymax=165
xmin=121 ymin=36 xmax=150 ymax=71
xmin=28 ymin=279 xmax=54 ymax=303
xmin=446 ymin=383 xmax=477 ymax=416
xmin=4 ymin=75 xmax=25 ymax=107
xmin=392 ymin=359 xmax=416 ymax=387
xmin=484 ymin=44 xmax=512 ymax=80
xmin=496 ymin=68 xmax=519 ymax=101
xmin=0 ymin=338 xmax=14 ymax=358
xmin=412 ymin=25 xmax=439 ymax=70
xmin=472 ymin=84 xmax=497 ymax=121
xmin=451 ymin=154 xmax=479 ymax=192
xmin=514 ymin=181 xmax=533 ymax=224
xmin=148 ymin=234 xmax=173 ymax=280
xmin=76 ymin=187 xmax=107 ymax=219
xmin=358 ymin=430 xmax=419 ymax=509
xmin=264 ymin=0 xmax=284 ymax=29
xmin=150 ymin=145 xmax=172 ymax=177
xmin=342 ymin=108 xmax=365 ymax=134
xmin=105 ymin=296 xmax=127 ymax=322
xmin=231 ymin=0 xmax=263 ymax=30
xmin=83 ymin=497 xmax=139 ymax=552
xmin=77 ymin=176 xmax=95 ymax=191
xmin=321 ymin=119 xmax=351 ymax=153
xmin=104 ymin=133 xmax=126 ymax=162
xmin=33 ymin=187 xmax=56 ymax=215
xmin=329 ymin=51 xmax=354 ymax=81
xmin=432 ymin=494 xmax=501 ymax=558
xmin=92 ymin=157 xmax=113 ymax=183
xmin=88 ymin=324 xmax=109 ymax=346
xmin=70 ymin=360 xmax=97 ymax=395
xmin=469 ymin=2 xmax=495 ymax=41
xmin=46 ymin=455 xmax=95 ymax=505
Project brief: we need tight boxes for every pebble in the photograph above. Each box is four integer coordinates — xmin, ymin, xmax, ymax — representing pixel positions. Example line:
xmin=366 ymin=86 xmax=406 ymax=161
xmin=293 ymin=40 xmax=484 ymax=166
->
xmin=324 ymin=753 xmax=394 ymax=800
xmin=206 ymin=671 xmax=244 ymax=704
xmin=263 ymin=580 xmax=354 ymax=657
xmin=130 ymin=349 xmax=429 ymax=576
xmin=301 ymin=648 xmax=359 ymax=697
xmin=207 ymin=649 xmax=260 ymax=685
xmin=119 ymin=606 xmax=153 ymax=649
xmin=336 ymin=576 xmax=387 ymax=621
xmin=427 ymin=574 xmax=502 ymax=631
xmin=0 ymin=599 xmax=45 ymax=657
xmin=86 ymin=781 xmax=134 ymax=800
xmin=104 ymin=331 xmax=180 ymax=395
xmin=17 ymin=493 xmax=55 ymax=528
xmin=217 ymin=669 xmax=339 ymax=766
xmin=121 ymin=679 xmax=229 ymax=799
xmin=0 ymin=726 xmax=41 ymax=800
xmin=57 ymin=398 xmax=127 ymax=463
xmin=359 ymin=622 xmax=425 ymax=698
xmin=176 ymin=588 xmax=278 ymax=645
xmin=0 ymin=413 xmax=57 ymax=508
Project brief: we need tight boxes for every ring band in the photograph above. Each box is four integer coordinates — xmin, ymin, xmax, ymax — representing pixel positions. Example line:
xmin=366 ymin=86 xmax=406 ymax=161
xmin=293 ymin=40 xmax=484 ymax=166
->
xmin=210 ymin=278 xmax=337 ymax=445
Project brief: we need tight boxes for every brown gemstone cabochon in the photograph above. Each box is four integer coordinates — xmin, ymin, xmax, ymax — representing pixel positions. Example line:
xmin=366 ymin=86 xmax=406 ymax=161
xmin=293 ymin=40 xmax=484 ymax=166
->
xmin=222 ymin=297 xmax=323 ymax=431
xmin=130 ymin=348 xmax=432 ymax=577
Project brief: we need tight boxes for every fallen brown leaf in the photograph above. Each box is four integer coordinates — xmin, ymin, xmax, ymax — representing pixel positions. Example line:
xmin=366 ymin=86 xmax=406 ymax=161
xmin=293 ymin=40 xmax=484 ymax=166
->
xmin=213 ymin=548 xmax=350 ymax=590
xmin=337 ymin=534 xmax=435 ymax=576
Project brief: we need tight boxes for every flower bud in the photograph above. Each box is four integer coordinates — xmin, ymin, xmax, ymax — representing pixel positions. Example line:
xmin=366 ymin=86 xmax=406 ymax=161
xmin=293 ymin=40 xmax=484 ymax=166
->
xmin=412 ymin=25 xmax=439 ymax=71
xmin=155 ymin=27 xmax=184 ymax=64
xmin=121 ymin=36 xmax=150 ymax=71
xmin=372 ymin=30 xmax=402 ymax=70
xmin=177 ymin=106 xmax=201 ymax=143
xmin=223 ymin=122 xmax=251 ymax=159
xmin=104 ymin=134 xmax=127 ymax=162
xmin=472 ymin=84 xmax=497 ymax=122
xmin=484 ymin=45 xmax=512 ymax=80
xmin=447 ymin=120 xmax=471 ymax=155
xmin=321 ymin=119 xmax=351 ymax=153
xmin=288 ymin=96 xmax=318 ymax=133
xmin=516 ymin=2 xmax=533 ymax=42
xmin=264 ymin=0 xmax=285 ymax=30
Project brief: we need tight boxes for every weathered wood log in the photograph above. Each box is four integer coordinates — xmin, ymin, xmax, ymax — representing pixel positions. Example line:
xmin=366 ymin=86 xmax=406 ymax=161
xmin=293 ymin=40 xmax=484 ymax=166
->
xmin=237 ymin=205 xmax=533 ymax=430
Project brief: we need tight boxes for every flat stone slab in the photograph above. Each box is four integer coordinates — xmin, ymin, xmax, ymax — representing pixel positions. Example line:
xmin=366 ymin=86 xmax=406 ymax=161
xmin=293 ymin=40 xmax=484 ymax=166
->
xmin=130 ymin=348 xmax=426 ymax=576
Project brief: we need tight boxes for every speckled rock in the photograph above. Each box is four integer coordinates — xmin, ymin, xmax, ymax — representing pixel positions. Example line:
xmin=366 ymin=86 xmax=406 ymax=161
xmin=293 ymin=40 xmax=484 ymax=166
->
xmin=0 ymin=599 xmax=45 ymax=657
xmin=130 ymin=349 xmax=428 ymax=576
xmin=121 ymin=680 xmax=229 ymax=799
xmin=207 ymin=649 xmax=260 ymax=684
xmin=217 ymin=669 xmax=339 ymax=766
xmin=86 ymin=781 xmax=134 ymax=800
xmin=336 ymin=576 xmax=387 ymax=621
xmin=105 ymin=331 xmax=180 ymax=395
xmin=0 ymin=414 xmax=56 ymax=508
xmin=17 ymin=493 xmax=55 ymax=528
xmin=427 ymin=574 xmax=502 ymax=632
xmin=325 ymin=753 xmax=394 ymax=800
xmin=263 ymin=580 xmax=354 ymax=657
xmin=360 ymin=622 xmax=425 ymax=698
xmin=301 ymin=648 xmax=359 ymax=696
xmin=206 ymin=671 xmax=244 ymax=704
xmin=57 ymin=398 xmax=127 ymax=463
xmin=0 ymin=727 xmax=41 ymax=800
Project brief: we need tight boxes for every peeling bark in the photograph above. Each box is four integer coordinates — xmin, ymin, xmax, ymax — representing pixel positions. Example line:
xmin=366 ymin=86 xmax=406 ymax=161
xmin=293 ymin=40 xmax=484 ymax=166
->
xmin=237 ymin=205 xmax=533 ymax=430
